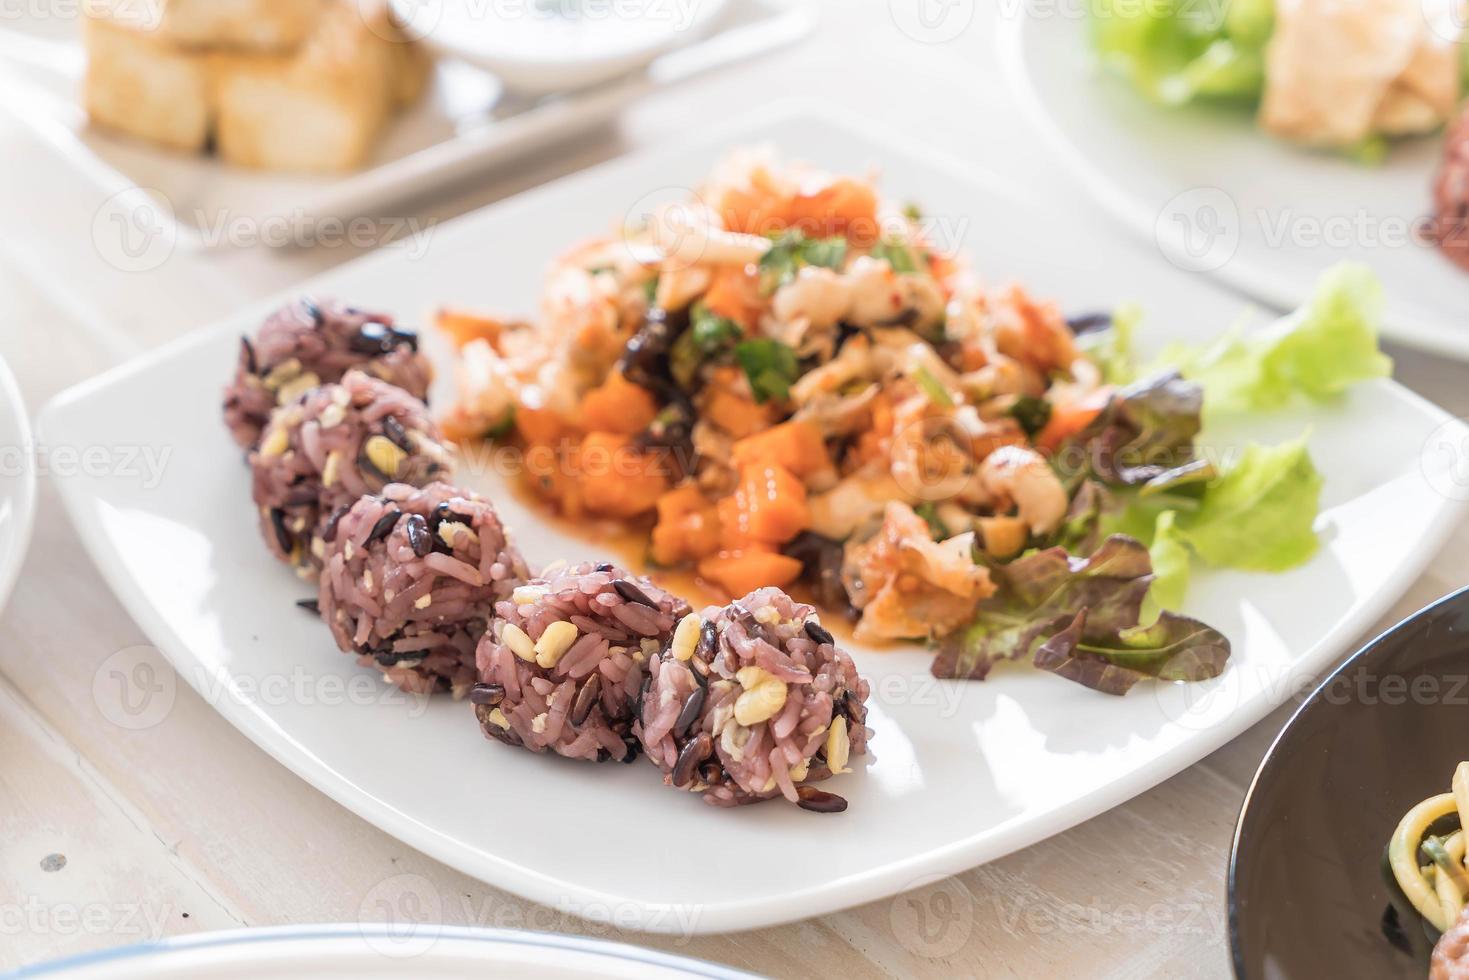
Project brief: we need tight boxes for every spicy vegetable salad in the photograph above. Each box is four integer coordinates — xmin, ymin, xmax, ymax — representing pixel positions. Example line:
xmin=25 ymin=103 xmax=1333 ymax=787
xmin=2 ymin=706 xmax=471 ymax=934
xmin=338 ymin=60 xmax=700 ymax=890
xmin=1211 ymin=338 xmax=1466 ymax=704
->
xmin=440 ymin=150 xmax=1393 ymax=695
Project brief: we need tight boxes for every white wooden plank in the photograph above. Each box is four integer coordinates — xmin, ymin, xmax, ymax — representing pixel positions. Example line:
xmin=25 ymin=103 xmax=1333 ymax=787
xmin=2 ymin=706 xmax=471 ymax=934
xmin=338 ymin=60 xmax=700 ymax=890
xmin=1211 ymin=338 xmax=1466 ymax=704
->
xmin=0 ymin=676 xmax=243 ymax=969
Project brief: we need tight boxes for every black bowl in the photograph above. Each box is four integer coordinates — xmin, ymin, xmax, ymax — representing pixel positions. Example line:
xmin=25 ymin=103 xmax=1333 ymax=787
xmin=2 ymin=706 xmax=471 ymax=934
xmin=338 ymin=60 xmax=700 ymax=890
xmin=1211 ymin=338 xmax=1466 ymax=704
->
xmin=1229 ymin=587 xmax=1469 ymax=978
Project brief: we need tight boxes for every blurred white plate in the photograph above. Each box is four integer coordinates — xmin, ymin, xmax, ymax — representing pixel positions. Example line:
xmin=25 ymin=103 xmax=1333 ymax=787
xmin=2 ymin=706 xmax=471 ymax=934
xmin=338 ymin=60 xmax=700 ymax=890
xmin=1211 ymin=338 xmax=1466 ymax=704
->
xmin=0 ymin=0 xmax=811 ymax=250
xmin=0 ymin=352 xmax=36 ymax=617
xmin=393 ymin=0 xmax=730 ymax=95
xmin=14 ymin=925 xmax=755 ymax=978
xmin=37 ymin=104 xmax=1469 ymax=933
xmin=999 ymin=2 xmax=1469 ymax=359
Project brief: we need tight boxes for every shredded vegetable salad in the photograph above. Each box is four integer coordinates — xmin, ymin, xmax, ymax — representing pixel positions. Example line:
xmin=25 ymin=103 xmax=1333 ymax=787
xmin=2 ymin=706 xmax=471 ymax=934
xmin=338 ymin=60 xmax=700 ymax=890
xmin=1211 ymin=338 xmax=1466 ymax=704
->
xmin=438 ymin=150 xmax=1390 ymax=695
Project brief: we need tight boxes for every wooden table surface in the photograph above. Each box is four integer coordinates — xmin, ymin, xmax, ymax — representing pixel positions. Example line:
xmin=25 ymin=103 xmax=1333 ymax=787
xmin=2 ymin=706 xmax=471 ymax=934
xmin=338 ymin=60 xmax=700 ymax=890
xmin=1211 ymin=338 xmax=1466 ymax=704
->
xmin=3 ymin=3 xmax=1468 ymax=976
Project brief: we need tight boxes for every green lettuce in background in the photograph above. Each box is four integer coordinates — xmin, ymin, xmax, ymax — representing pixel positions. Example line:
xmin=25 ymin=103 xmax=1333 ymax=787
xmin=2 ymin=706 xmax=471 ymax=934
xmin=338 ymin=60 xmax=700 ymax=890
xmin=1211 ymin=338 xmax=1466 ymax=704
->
xmin=1089 ymin=0 xmax=1273 ymax=106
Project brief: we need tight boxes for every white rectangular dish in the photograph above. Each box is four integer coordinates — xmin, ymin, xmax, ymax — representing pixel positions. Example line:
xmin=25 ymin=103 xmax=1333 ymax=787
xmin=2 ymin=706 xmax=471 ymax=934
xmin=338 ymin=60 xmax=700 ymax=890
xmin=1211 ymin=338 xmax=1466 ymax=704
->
xmin=38 ymin=105 xmax=1469 ymax=933
xmin=0 ymin=0 xmax=813 ymax=250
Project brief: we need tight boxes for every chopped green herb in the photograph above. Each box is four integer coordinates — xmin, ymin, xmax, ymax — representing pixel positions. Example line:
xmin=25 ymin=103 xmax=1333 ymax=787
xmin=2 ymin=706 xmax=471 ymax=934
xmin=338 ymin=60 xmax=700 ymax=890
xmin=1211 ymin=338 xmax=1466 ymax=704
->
xmin=757 ymin=230 xmax=848 ymax=294
xmin=690 ymin=303 xmax=743 ymax=353
xmin=869 ymin=238 xmax=920 ymax=274
xmin=670 ymin=302 xmax=743 ymax=390
xmin=913 ymin=365 xmax=954 ymax=408
xmin=735 ymin=338 xmax=799 ymax=403
xmin=1008 ymin=395 xmax=1053 ymax=437
xmin=642 ymin=275 xmax=660 ymax=305
xmin=902 ymin=202 xmax=923 ymax=222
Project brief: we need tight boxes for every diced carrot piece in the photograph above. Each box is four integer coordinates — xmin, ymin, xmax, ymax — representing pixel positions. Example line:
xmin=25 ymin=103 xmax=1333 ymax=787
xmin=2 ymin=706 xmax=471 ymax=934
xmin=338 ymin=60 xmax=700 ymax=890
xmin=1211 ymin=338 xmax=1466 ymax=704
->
xmin=717 ymin=184 xmax=783 ymax=237
xmin=739 ymin=464 xmax=809 ymax=544
xmin=730 ymin=420 xmax=830 ymax=479
xmin=579 ymin=433 xmax=670 ymax=519
xmin=580 ymin=371 xmax=658 ymax=436
xmin=698 ymin=550 xmax=804 ymax=599
xmin=1035 ymin=387 xmax=1113 ymax=452
xmin=516 ymin=406 xmax=565 ymax=446
xmin=704 ymin=377 xmax=775 ymax=439
xmin=787 ymin=178 xmax=879 ymax=245
xmin=703 ymin=267 xmax=764 ymax=332
xmin=651 ymin=485 xmax=723 ymax=566
xmin=436 ymin=309 xmax=512 ymax=350
xmin=716 ymin=490 xmax=751 ymax=551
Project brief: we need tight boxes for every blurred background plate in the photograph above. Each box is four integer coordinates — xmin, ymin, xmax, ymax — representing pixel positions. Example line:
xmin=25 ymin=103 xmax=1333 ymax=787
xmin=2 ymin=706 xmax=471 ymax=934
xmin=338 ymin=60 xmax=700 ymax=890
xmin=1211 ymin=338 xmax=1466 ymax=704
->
xmin=1230 ymin=588 xmax=1469 ymax=978
xmin=11 ymin=924 xmax=760 ymax=979
xmin=0 ymin=0 xmax=812 ymax=250
xmin=392 ymin=0 xmax=730 ymax=95
xmin=999 ymin=1 xmax=1469 ymax=360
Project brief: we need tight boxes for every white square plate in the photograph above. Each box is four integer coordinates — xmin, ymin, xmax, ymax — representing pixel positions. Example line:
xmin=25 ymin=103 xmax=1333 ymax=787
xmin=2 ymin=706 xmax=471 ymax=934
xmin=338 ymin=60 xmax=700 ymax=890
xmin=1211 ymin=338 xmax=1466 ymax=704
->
xmin=999 ymin=3 xmax=1469 ymax=360
xmin=0 ymin=0 xmax=812 ymax=250
xmin=38 ymin=105 xmax=1469 ymax=933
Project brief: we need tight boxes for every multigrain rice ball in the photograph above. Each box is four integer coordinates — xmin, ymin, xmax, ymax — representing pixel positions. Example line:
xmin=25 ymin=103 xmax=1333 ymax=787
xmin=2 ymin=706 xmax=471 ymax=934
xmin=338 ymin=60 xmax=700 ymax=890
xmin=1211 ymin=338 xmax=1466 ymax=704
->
xmin=638 ymin=587 xmax=871 ymax=811
xmin=318 ymin=482 xmax=530 ymax=697
xmin=249 ymin=370 xmax=451 ymax=572
xmin=223 ymin=297 xmax=432 ymax=449
xmin=473 ymin=563 xmax=690 ymax=763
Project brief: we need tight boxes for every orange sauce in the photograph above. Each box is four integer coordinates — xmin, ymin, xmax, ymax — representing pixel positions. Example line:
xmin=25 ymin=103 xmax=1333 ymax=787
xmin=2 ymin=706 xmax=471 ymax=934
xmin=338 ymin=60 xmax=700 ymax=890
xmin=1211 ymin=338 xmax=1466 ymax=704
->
xmin=505 ymin=473 xmax=871 ymax=645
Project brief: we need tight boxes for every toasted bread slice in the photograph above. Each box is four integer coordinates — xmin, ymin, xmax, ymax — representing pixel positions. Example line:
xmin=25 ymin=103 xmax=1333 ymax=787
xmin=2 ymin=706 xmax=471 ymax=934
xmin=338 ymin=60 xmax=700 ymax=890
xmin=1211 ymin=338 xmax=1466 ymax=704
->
xmin=89 ymin=0 xmax=329 ymax=52
xmin=213 ymin=1 xmax=426 ymax=172
xmin=82 ymin=14 xmax=213 ymax=152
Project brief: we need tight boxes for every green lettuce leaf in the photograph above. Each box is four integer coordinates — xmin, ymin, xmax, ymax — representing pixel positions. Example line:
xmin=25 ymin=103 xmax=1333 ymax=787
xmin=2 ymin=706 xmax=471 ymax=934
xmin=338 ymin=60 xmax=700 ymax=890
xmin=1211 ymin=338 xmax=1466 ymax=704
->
xmin=1143 ymin=510 xmax=1191 ymax=621
xmin=932 ymin=535 xmax=1230 ymax=694
xmin=1154 ymin=263 xmax=1393 ymax=415
xmin=1176 ymin=435 xmax=1323 ymax=571
xmin=1090 ymin=0 xmax=1269 ymax=107
xmin=1101 ymin=434 xmax=1324 ymax=616
xmin=1033 ymin=608 xmax=1231 ymax=695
